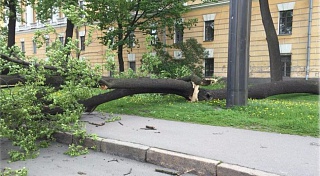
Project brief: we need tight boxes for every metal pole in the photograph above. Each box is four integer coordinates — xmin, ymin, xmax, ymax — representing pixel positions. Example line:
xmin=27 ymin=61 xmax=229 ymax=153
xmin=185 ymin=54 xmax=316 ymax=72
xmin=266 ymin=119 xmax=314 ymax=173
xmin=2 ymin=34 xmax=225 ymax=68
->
xmin=226 ymin=0 xmax=252 ymax=107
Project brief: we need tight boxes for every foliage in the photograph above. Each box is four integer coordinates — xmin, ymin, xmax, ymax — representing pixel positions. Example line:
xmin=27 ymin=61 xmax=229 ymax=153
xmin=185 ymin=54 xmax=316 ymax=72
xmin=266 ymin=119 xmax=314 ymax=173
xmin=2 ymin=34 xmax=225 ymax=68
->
xmin=0 ymin=26 xmax=100 ymax=161
xmin=152 ymin=38 xmax=207 ymax=78
xmin=0 ymin=167 xmax=28 ymax=176
xmin=64 ymin=144 xmax=89 ymax=157
xmin=96 ymin=91 xmax=319 ymax=137
xmin=105 ymin=113 xmax=122 ymax=123
xmin=85 ymin=0 xmax=197 ymax=71
xmin=103 ymin=36 xmax=207 ymax=80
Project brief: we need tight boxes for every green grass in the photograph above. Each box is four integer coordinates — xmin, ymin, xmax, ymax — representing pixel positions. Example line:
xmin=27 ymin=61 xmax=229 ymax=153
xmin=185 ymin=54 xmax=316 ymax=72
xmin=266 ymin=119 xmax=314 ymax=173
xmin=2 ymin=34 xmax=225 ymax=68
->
xmin=96 ymin=92 xmax=319 ymax=137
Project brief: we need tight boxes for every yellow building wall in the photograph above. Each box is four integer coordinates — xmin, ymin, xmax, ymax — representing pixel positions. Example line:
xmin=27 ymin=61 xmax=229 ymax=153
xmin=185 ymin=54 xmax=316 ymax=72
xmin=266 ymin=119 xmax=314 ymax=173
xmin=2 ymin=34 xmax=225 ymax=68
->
xmin=14 ymin=0 xmax=319 ymax=78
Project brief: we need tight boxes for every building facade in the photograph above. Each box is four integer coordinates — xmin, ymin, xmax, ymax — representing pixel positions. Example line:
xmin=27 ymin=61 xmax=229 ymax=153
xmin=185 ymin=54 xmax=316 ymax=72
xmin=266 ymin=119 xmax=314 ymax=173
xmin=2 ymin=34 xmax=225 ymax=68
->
xmin=4 ymin=0 xmax=320 ymax=79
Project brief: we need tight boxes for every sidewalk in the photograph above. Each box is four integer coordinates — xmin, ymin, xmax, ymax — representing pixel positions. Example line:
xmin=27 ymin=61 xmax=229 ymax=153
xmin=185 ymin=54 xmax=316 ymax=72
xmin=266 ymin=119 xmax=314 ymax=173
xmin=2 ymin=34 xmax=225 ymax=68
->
xmin=70 ymin=112 xmax=320 ymax=176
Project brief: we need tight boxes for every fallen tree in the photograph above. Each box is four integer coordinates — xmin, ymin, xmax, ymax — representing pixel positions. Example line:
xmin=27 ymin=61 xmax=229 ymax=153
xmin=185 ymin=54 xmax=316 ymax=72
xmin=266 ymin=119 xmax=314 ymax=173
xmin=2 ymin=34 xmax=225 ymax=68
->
xmin=1 ymin=51 xmax=319 ymax=162
xmin=1 ymin=53 xmax=319 ymax=114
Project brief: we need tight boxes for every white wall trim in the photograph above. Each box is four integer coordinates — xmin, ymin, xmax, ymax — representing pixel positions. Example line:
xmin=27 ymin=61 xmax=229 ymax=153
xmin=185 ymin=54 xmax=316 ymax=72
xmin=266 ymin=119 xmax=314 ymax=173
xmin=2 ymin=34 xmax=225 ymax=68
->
xmin=277 ymin=2 xmax=295 ymax=11
xmin=128 ymin=53 xmax=136 ymax=62
xmin=203 ymin=14 xmax=216 ymax=21
xmin=205 ymin=49 xmax=214 ymax=58
xmin=79 ymin=31 xmax=85 ymax=37
xmin=279 ymin=44 xmax=292 ymax=54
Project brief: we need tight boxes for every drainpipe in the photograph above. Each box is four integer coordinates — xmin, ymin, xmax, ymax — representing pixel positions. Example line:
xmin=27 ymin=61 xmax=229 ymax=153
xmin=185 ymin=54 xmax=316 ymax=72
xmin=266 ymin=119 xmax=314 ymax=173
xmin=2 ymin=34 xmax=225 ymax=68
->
xmin=305 ymin=0 xmax=313 ymax=80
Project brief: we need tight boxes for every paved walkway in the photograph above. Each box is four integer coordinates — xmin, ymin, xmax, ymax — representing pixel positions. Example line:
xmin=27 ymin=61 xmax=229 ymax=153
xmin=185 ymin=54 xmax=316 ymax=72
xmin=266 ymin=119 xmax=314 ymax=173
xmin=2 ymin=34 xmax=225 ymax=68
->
xmin=1 ymin=140 xmax=190 ymax=176
xmin=80 ymin=112 xmax=319 ymax=176
xmin=1 ymin=112 xmax=319 ymax=176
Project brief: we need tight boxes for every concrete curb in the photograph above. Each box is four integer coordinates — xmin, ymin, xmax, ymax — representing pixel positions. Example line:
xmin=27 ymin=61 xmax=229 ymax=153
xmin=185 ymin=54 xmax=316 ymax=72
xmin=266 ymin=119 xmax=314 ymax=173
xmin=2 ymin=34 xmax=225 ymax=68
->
xmin=53 ymin=132 xmax=281 ymax=176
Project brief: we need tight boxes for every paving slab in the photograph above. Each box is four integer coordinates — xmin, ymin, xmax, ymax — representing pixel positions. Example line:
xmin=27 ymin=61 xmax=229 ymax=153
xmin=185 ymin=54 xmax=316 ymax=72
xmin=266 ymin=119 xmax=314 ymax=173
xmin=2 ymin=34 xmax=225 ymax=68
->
xmin=81 ymin=112 xmax=320 ymax=176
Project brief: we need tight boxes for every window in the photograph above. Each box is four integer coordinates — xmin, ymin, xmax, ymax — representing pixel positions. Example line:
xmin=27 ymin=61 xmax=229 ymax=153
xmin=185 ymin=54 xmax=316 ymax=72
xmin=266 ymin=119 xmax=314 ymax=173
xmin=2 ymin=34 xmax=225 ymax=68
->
xmin=80 ymin=36 xmax=85 ymax=51
xmin=150 ymin=29 xmax=158 ymax=45
xmin=45 ymin=37 xmax=49 ymax=52
xmin=128 ymin=31 xmax=135 ymax=48
xmin=59 ymin=36 xmax=64 ymax=44
xmin=281 ymin=55 xmax=291 ymax=77
xmin=32 ymin=40 xmax=37 ymax=54
xmin=205 ymin=58 xmax=214 ymax=77
xmin=279 ymin=10 xmax=293 ymax=35
xmin=79 ymin=1 xmax=85 ymax=18
xmin=174 ymin=23 xmax=183 ymax=43
xmin=79 ymin=1 xmax=84 ymax=9
xmin=21 ymin=41 xmax=25 ymax=52
xmin=129 ymin=61 xmax=136 ymax=72
xmin=204 ymin=20 xmax=214 ymax=41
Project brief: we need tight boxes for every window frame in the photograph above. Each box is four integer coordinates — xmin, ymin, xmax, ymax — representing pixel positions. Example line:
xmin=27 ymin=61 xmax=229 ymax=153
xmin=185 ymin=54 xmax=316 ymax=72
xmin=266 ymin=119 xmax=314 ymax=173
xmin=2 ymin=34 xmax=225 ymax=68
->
xmin=279 ymin=10 xmax=293 ymax=35
xmin=174 ymin=23 xmax=184 ymax=44
xmin=128 ymin=31 xmax=135 ymax=48
xmin=80 ymin=36 xmax=85 ymax=51
xmin=32 ymin=40 xmax=37 ymax=54
xmin=21 ymin=41 xmax=25 ymax=53
xmin=129 ymin=61 xmax=136 ymax=72
xmin=204 ymin=20 xmax=214 ymax=41
xmin=59 ymin=36 xmax=64 ymax=45
xmin=204 ymin=58 xmax=214 ymax=77
xmin=150 ymin=29 xmax=158 ymax=45
xmin=280 ymin=54 xmax=291 ymax=77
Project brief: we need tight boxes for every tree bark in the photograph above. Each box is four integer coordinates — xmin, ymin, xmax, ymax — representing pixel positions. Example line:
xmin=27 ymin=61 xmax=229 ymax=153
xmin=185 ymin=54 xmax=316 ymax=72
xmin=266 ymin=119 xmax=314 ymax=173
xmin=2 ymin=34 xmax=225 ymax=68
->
xmin=1 ymin=0 xmax=17 ymax=75
xmin=64 ymin=19 xmax=74 ymax=47
xmin=259 ymin=0 xmax=283 ymax=82
xmin=7 ymin=0 xmax=17 ymax=49
xmin=117 ymin=24 xmax=125 ymax=72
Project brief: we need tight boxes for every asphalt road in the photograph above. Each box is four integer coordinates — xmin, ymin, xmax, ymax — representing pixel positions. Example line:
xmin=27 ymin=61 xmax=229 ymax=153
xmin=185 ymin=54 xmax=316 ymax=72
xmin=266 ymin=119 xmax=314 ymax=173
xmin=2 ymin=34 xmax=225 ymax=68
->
xmin=1 ymin=139 xmax=193 ymax=176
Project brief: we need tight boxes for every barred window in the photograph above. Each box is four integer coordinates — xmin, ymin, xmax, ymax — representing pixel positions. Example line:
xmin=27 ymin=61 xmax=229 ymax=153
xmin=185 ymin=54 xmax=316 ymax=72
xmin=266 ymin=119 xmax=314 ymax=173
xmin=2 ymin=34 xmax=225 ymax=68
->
xmin=204 ymin=20 xmax=214 ymax=41
xmin=279 ymin=10 xmax=293 ymax=35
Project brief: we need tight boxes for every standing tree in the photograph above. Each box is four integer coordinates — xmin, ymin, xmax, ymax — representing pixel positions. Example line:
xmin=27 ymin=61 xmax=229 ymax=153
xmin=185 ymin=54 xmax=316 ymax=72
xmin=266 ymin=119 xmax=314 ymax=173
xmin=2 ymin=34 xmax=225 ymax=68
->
xmin=259 ymin=0 xmax=283 ymax=82
xmin=32 ymin=0 xmax=82 ymax=48
xmin=0 ymin=0 xmax=18 ymax=49
xmin=85 ymin=0 xmax=196 ymax=72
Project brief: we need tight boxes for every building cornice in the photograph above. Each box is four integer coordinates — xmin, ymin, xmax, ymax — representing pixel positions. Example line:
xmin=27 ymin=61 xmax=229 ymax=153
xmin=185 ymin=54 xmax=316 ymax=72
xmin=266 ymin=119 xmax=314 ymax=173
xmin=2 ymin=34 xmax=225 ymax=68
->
xmin=190 ymin=0 xmax=230 ymax=10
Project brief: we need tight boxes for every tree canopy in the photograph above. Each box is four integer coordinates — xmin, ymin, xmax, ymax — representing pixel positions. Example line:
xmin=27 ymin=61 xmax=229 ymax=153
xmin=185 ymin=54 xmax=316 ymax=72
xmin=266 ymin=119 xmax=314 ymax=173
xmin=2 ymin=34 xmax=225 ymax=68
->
xmin=85 ymin=0 xmax=197 ymax=72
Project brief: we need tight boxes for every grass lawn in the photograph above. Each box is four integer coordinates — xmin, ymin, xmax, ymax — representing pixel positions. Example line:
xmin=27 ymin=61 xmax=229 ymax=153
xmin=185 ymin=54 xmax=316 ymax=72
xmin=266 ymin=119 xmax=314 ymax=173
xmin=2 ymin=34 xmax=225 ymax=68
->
xmin=95 ymin=89 xmax=319 ymax=137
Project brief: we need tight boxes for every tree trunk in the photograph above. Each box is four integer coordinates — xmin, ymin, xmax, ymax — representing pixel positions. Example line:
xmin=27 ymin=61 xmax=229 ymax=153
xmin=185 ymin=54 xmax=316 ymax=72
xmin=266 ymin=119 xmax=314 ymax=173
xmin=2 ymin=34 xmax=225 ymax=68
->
xmin=63 ymin=19 xmax=75 ymax=61
xmin=64 ymin=19 xmax=74 ymax=47
xmin=259 ymin=0 xmax=283 ymax=82
xmin=0 ymin=54 xmax=318 ymax=114
xmin=118 ymin=45 xmax=124 ymax=72
xmin=117 ymin=24 xmax=125 ymax=72
xmin=80 ymin=79 xmax=318 ymax=112
xmin=7 ymin=0 xmax=16 ymax=49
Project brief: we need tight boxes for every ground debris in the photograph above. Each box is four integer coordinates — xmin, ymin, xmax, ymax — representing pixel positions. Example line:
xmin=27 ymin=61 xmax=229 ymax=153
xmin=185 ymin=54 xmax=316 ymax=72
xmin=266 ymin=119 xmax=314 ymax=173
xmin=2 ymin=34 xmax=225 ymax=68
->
xmin=140 ymin=125 xmax=157 ymax=130
xmin=123 ymin=168 xmax=132 ymax=175
xmin=77 ymin=171 xmax=87 ymax=175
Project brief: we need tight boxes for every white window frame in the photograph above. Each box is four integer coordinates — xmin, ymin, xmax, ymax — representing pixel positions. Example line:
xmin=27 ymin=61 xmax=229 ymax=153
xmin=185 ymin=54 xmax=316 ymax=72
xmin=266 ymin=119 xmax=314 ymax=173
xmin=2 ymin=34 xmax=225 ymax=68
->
xmin=277 ymin=2 xmax=295 ymax=35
